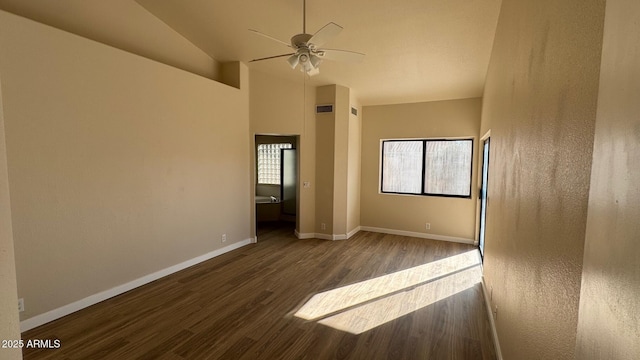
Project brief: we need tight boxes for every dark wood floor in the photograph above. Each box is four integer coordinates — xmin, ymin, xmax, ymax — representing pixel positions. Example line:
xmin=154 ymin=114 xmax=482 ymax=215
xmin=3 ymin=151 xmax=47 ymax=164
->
xmin=22 ymin=222 xmax=496 ymax=359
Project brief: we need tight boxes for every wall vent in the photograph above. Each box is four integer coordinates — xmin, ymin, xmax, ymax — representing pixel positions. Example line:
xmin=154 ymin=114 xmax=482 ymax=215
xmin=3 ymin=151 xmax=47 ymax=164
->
xmin=316 ymin=104 xmax=334 ymax=113
xmin=351 ymin=107 xmax=358 ymax=116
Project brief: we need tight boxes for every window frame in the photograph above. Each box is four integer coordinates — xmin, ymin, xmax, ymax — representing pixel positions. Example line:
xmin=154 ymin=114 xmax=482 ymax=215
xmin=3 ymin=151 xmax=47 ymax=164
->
xmin=256 ymin=142 xmax=293 ymax=185
xmin=380 ymin=138 xmax=474 ymax=199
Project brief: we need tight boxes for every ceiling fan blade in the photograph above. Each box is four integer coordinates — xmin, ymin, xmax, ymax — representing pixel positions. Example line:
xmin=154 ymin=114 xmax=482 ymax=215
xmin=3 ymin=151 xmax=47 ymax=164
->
xmin=316 ymin=49 xmax=365 ymax=63
xmin=308 ymin=22 xmax=343 ymax=48
xmin=249 ymin=29 xmax=292 ymax=48
xmin=250 ymin=53 xmax=296 ymax=62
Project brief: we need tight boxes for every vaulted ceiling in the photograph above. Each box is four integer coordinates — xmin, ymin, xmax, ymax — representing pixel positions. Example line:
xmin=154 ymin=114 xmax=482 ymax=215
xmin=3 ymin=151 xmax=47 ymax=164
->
xmin=0 ymin=0 xmax=502 ymax=105
xmin=137 ymin=0 xmax=502 ymax=105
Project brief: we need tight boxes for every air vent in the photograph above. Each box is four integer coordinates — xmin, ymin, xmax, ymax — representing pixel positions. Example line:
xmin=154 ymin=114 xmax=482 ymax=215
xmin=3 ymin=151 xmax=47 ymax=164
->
xmin=351 ymin=107 xmax=358 ymax=116
xmin=316 ymin=104 xmax=334 ymax=113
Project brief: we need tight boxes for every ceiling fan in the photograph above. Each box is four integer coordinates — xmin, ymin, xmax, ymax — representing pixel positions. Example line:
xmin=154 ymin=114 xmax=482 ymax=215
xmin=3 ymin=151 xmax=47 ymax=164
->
xmin=249 ymin=0 xmax=365 ymax=76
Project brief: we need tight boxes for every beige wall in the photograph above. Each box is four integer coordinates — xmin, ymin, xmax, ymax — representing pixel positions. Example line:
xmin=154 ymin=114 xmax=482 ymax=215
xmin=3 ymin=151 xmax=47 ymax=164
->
xmin=0 ymin=11 xmax=251 ymax=321
xmin=480 ymin=0 xmax=605 ymax=359
xmin=347 ymin=95 xmax=362 ymax=235
xmin=361 ymin=98 xmax=481 ymax=240
xmin=0 ymin=0 xmax=220 ymax=81
xmin=315 ymin=86 xmax=336 ymax=235
xmin=313 ymin=85 xmax=360 ymax=239
xmin=575 ymin=0 xmax=640 ymax=358
xmin=249 ymin=70 xmax=316 ymax=235
xmin=0 ymin=73 xmax=22 ymax=360
xmin=332 ymin=86 xmax=350 ymax=237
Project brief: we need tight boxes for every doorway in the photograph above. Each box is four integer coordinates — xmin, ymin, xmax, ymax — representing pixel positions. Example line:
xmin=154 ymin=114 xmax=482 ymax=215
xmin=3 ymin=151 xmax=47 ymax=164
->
xmin=478 ymin=135 xmax=490 ymax=257
xmin=255 ymin=135 xmax=298 ymax=238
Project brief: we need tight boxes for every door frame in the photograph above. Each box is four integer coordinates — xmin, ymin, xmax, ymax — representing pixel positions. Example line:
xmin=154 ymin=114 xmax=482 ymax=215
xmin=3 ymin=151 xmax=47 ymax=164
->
xmin=475 ymin=130 xmax=491 ymax=257
xmin=280 ymin=148 xmax=297 ymax=217
xmin=251 ymin=134 xmax=301 ymax=242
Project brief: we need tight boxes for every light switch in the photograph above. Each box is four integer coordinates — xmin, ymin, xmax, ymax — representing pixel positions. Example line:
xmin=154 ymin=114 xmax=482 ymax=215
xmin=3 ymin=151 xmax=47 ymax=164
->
xmin=303 ymin=181 xmax=311 ymax=188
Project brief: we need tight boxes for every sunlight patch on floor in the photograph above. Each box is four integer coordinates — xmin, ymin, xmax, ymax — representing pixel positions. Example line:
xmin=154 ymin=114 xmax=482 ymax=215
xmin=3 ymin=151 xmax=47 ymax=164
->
xmin=318 ymin=265 xmax=481 ymax=334
xmin=295 ymin=249 xmax=481 ymax=321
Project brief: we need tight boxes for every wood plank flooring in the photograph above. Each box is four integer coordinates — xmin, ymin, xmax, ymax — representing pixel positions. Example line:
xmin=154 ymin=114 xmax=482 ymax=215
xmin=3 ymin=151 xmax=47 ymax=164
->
xmin=22 ymin=222 xmax=496 ymax=359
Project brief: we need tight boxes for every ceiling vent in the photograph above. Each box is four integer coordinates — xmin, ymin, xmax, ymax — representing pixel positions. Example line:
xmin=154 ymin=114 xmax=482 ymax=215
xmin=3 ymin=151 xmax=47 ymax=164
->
xmin=316 ymin=104 xmax=334 ymax=113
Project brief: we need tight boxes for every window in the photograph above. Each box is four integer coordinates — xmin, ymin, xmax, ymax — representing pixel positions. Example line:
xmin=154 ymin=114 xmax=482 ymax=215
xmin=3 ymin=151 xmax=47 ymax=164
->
xmin=381 ymin=139 xmax=473 ymax=198
xmin=381 ymin=141 xmax=424 ymax=194
xmin=257 ymin=143 xmax=292 ymax=185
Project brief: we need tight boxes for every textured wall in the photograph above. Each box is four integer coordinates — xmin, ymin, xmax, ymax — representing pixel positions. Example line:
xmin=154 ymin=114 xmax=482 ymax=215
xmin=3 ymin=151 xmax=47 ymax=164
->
xmin=0 ymin=73 xmax=22 ymax=360
xmin=361 ymin=98 xmax=481 ymax=240
xmin=479 ymin=0 xmax=605 ymax=359
xmin=0 ymin=10 xmax=250 ymax=321
xmin=575 ymin=0 xmax=640 ymax=358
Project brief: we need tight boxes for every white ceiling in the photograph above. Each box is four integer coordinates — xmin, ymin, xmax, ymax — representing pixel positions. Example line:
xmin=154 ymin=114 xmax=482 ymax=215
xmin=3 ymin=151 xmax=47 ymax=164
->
xmin=136 ymin=0 xmax=502 ymax=105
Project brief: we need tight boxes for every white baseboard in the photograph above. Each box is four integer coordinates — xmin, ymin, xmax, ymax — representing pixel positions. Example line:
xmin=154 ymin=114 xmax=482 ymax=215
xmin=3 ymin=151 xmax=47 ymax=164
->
xmin=317 ymin=233 xmax=335 ymax=240
xmin=294 ymin=226 xmax=472 ymax=243
xmin=360 ymin=226 xmax=475 ymax=245
xmin=347 ymin=226 xmax=361 ymax=239
xmin=295 ymin=230 xmax=315 ymax=239
xmin=294 ymin=231 xmax=334 ymax=240
xmin=295 ymin=226 xmax=361 ymax=241
xmin=20 ymin=238 xmax=253 ymax=332
xmin=481 ymin=276 xmax=503 ymax=360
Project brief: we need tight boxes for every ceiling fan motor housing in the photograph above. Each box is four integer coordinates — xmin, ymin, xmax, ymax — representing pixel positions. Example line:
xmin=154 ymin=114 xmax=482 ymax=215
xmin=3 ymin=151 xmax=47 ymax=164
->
xmin=291 ymin=33 xmax=313 ymax=48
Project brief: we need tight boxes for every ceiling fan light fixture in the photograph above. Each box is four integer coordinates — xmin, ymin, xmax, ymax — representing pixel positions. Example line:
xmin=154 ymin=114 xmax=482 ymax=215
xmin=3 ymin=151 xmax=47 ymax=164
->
xmin=300 ymin=61 xmax=313 ymax=73
xmin=287 ymin=54 xmax=300 ymax=69
xmin=310 ymin=54 xmax=322 ymax=68
xmin=294 ymin=51 xmax=318 ymax=74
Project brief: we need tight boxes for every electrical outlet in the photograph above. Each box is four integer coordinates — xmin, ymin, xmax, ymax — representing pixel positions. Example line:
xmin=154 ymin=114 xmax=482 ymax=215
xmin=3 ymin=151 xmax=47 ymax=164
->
xmin=18 ymin=298 xmax=24 ymax=312
xmin=321 ymin=223 xmax=326 ymax=230
xmin=425 ymin=223 xmax=431 ymax=230
xmin=493 ymin=305 xmax=498 ymax=319
xmin=221 ymin=234 xmax=227 ymax=243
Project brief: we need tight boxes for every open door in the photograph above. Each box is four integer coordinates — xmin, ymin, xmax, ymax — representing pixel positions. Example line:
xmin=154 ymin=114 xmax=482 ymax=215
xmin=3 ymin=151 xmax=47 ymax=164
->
xmin=478 ymin=137 xmax=490 ymax=257
xmin=281 ymin=148 xmax=297 ymax=216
